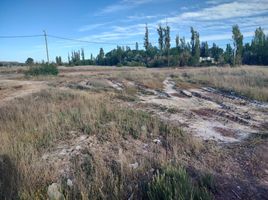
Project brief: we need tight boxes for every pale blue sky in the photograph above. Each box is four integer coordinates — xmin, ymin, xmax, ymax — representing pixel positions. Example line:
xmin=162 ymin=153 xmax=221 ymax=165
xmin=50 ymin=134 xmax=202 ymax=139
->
xmin=0 ymin=0 xmax=267 ymax=62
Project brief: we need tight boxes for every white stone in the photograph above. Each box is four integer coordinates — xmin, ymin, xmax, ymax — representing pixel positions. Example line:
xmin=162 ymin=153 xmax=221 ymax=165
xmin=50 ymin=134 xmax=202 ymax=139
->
xmin=181 ymin=90 xmax=192 ymax=97
xmin=129 ymin=162 xmax=139 ymax=169
xmin=153 ymin=139 xmax=161 ymax=144
xmin=67 ymin=179 xmax=73 ymax=187
xmin=75 ymin=145 xmax=82 ymax=151
xmin=47 ymin=183 xmax=65 ymax=200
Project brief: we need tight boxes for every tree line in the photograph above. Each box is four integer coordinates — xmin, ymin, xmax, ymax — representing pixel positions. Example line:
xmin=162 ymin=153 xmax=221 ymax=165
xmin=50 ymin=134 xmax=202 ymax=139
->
xmin=56 ymin=25 xmax=268 ymax=67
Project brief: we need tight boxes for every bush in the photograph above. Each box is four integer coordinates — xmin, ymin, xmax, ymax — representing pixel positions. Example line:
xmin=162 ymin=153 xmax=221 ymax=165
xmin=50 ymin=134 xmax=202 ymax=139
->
xmin=25 ymin=64 xmax=59 ymax=76
xmin=147 ymin=166 xmax=212 ymax=200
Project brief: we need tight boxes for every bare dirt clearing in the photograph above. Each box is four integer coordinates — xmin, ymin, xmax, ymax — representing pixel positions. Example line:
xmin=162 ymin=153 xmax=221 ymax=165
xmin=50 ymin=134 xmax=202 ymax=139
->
xmin=136 ymin=76 xmax=268 ymax=143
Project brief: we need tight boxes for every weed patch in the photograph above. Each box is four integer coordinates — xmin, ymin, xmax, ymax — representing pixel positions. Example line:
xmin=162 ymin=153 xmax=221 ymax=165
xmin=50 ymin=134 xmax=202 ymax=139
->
xmin=25 ymin=64 xmax=59 ymax=76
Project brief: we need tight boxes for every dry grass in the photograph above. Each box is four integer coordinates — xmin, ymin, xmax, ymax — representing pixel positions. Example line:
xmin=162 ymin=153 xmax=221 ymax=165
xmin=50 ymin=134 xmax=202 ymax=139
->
xmin=1 ymin=65 xmax=267 ymax=199
xmin=0 ymin=88 xmax=203 ymax=199
xmin=117 ymin=69 xmax=166 ymax=89
xmin=172 ymin=66 xmax=268 ymax=102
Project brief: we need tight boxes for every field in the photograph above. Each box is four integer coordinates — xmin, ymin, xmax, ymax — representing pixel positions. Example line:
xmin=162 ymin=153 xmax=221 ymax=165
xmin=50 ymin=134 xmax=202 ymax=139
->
xmin=0 ymin=65 xmax=268 ymax=200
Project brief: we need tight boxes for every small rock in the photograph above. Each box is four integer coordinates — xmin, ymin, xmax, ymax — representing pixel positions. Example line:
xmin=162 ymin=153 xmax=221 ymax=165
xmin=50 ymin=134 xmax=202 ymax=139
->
xmin=79 ymin=135 xmax=87 ymax=141
xmin=75 ymin=145 xmax=82 ymax=151
xmin=153 ymin=139 xmax=161 ymax=145
xmin=142 ymin=144 xmax=149 ymax=149
xmin=181 ymin=90 xmax=192 ymax=97
xmin=47 ymin=183 xmax=65 ymax=200
xmin=67 ymin=179 xmax=73 ymax=187
xmin=59 ymin=149 xmax=67 ymax=156
xmin=42 ymin=154 xmax=49 ymax=160
xmin=129 ymin=162 xmax=139 ymax=169
xmin=149 ymin=168 xmax=155 ymax=173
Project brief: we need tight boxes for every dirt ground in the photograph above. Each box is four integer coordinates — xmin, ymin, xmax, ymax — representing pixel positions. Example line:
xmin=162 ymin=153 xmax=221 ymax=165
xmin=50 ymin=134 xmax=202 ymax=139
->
xmin=0 ymin=65 xmax=268 ymax=199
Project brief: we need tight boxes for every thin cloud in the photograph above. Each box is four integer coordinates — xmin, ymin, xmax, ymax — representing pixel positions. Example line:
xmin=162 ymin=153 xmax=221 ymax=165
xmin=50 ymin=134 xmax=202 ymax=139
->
xmin=78 ymin=23 xmax=108 ymax=32
xmin=98 ymin=0 xmax=153 ymax=15
xmin=164 ymin=0 xmax=268 ymax=22
xmin=78 ymin=0 xmax=268 ymax=48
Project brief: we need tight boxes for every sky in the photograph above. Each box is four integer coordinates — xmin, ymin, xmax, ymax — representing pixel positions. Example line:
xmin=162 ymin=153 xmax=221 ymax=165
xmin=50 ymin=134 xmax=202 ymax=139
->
xmin=0 ymin=0 xmax=268 ymax=62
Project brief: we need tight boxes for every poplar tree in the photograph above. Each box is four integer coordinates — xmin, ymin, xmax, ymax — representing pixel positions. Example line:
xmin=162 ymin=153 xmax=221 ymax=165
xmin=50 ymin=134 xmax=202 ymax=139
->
xmin=135 ymin=42 xmax=139 ymax=51
xmin=164 ymin=25 xmax=171 ymax=66
xmin=81 ymin=48 xmax=85 ymax=62
xmin=224 ymin=44 xmax=233 ymax=65
xmin=232 ymin=24 xmax=243 ymax=66
xmin=200 ymin=42 xmax=209 ymax=57
xmin=164 ymin=25 xmax=170 ymax=52
xmin=190 ymin=27 xmax=200 ymax=65
xmin=175 ymin=35 xmax=179 ymax=49
xmin=157 ymin=24 xmax=164 ymax=51
xmin=144 ymin=24 xmax=149 ymax=51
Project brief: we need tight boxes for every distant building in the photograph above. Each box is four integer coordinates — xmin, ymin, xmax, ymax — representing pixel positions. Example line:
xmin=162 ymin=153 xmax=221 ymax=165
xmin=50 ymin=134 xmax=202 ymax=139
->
xmin=199 ymin=57 xmax=215 ymax=64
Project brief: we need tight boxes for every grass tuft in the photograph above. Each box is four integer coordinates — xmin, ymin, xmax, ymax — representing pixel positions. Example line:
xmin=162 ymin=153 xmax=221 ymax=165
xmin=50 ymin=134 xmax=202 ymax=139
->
xmin=147 ymin=166 xmax=212 ymax=200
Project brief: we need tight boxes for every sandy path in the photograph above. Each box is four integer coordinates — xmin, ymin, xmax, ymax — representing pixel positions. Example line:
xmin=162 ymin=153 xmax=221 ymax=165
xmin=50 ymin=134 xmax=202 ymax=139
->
xmin=133 ymin=77 xmax=268 ymax=143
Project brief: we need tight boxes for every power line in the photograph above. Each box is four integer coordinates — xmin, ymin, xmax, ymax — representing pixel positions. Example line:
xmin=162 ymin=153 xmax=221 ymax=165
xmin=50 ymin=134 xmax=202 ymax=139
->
xmin=0 ymin=34 xmax=43 ymax=38
xmin=0 ymin=33 xmax=140 ymax=46
xmin=47 ymin=34 xmax=137 ymax=46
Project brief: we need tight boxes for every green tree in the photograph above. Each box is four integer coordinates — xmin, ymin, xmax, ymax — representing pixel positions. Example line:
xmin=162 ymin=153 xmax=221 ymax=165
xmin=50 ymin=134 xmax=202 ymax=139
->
xmin=157 ymin=24 xmax=164 ymax=52
xmin=190 ymin=27 xmax=200 ymax=65
xmin=68 ymin=53 xmax=70 ymax=65
xmin=25 ymin=57 xmax=34 ymax=66
xmin=252 ymin=27 xmax=266 ymax=64
xmin=164 ymin=25 xmax=171 ymax=66
xmin=232 ymin=24 xmax=243 ymax=66
xmin=200 ymin=42 xmax=209 ymax=57
xmin=253 ymin=27 xmax=266 ymax=46
xmin=55 ymin=56 xmax=62 ymax=66
xmin=164 ymin=25 xmax=171 ymax=52
xmin=135 ymin=42 xmax=139 ymax=51
xmin=210 ymin=43 xmax=223 ymax=62
xmin=224 ymin=44 xmax=233 ymax=65
xmin=175 ymin=35 xmax=179 ymax=49
xmin=97 ymin=48 xmax=105 ymax=65
xmin=144 ymin=24 xmax=149 ymax=51
xmin=81 ymin=48 xmax=85 ymax=63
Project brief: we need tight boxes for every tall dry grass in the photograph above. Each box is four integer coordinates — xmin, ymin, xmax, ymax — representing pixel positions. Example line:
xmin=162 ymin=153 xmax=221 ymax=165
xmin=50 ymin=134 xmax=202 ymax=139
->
xmin=174 ymin=66 xmax=268 ymax=102
xmin=0 ymin=88 xmax=203 ymax=199
xmin=117 ymin=69 xmax=166 ymax=89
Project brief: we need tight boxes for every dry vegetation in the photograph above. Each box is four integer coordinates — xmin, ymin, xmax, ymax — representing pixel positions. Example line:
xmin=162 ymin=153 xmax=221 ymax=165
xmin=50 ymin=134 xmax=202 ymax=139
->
xmin=0 ymin=88 xmax=208 ymax=199
xmin=0 ymin=65 xmax=268 ymax=200
xmin=172 ymin=66 xmax=268 ymax=102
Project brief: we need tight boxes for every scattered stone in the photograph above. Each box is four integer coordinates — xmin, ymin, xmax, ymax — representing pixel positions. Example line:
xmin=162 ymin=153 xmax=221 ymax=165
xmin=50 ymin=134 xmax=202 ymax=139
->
xmin=75 ymin=145 xmax=82 ymax=151
xmin=42 ymin=154 xmax=49 ymax=160
xmin=129 ymin=162 xmax=139 ymax=169
xmin=47 ymin=183 xmax=65 ymax=200
xmin=59 ymin=149 xmax=67 ymax=156
xmin=153 ymin=139 xmax=161 ymax=145
xmin=181 ymin=90 xmax=192 ymax=97
xmin=142 ymin=144 xmax=149 ymax=149
xmin=149 ymin=168 xmax=155 ymax=173
xmin=67 ymin=179 xmax=73 ymax=187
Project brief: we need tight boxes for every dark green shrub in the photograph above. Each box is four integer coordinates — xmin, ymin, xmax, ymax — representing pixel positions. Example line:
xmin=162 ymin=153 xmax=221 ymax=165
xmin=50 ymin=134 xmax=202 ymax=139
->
xmin=147 ymin=166 xmax=212 ymax=200
xmin=25 ymin=64 xmax=59 ymax=76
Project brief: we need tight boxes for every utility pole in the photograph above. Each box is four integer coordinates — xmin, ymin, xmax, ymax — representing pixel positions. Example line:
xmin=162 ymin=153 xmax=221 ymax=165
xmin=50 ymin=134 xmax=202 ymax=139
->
xmin=43 ymin=30 xmax=49 ymax=64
